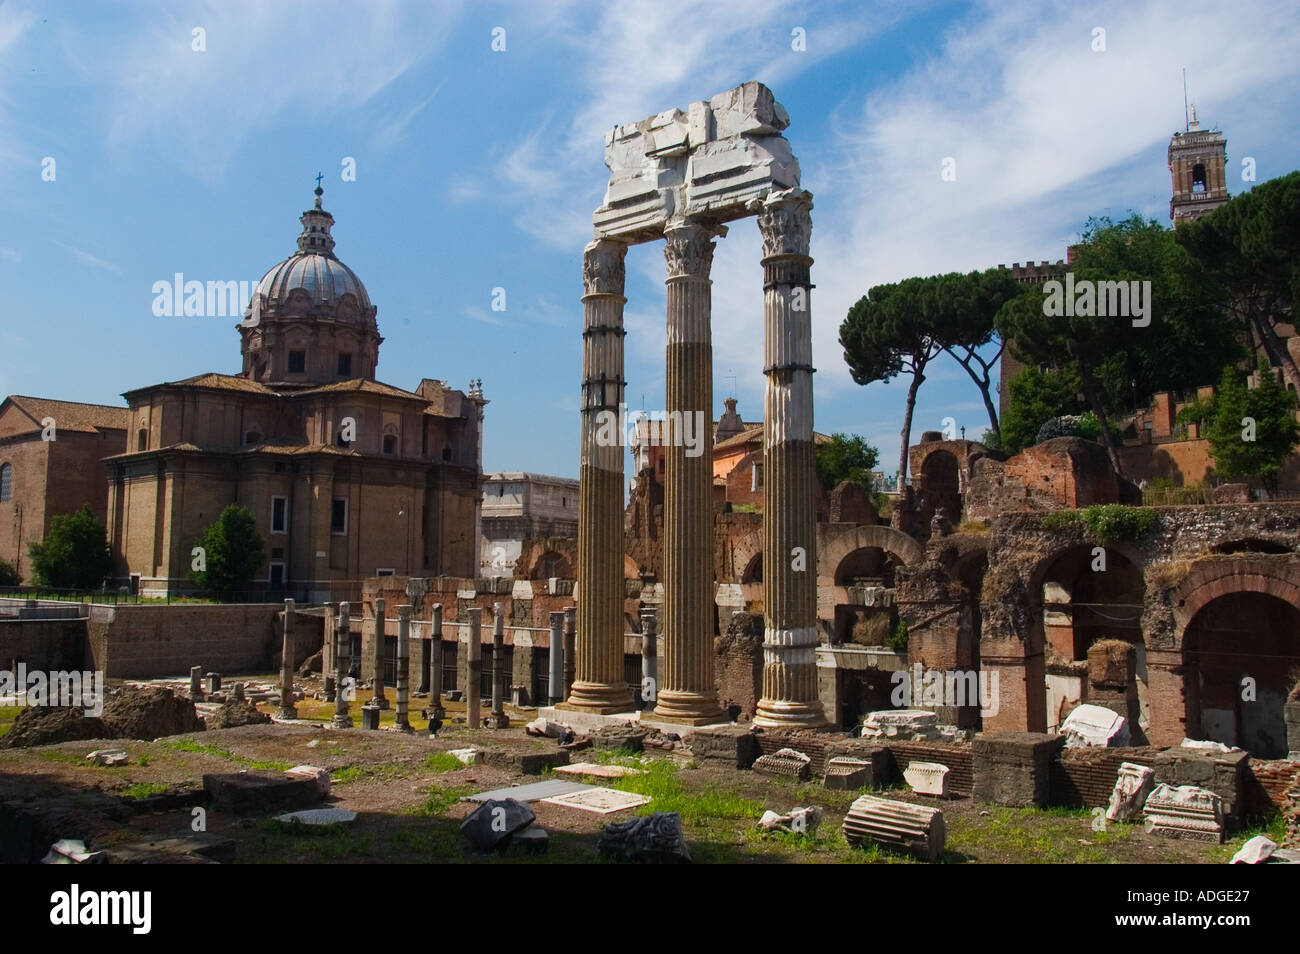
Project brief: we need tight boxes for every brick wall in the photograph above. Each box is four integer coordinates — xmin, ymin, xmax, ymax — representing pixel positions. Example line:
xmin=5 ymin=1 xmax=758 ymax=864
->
xmin=887 ymin=741 xmax=975 ymax=796
xmin=1048 ymin=746 xmax=1160 ymax=807
xmin=0 ymin=618 xmax=88 ymax=672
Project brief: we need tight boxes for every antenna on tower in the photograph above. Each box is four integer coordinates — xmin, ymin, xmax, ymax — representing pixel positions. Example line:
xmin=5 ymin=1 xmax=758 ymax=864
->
xmin=1182 ymin=68 xmax=1189 ymax=131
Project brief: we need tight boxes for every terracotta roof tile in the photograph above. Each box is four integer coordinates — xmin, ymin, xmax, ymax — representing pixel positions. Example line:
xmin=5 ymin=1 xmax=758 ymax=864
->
xmin=5 ymin=396 xmax=130 ymax=433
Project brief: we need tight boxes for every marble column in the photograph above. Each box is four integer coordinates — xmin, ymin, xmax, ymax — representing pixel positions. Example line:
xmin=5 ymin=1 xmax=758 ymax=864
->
xmin=394 ymin=604 xmax=412 ymax=733
xmin=322 ymin=603 xmax=336 ymax=698
xmin=754 ymin=190 xmax=826 ymax=728
xmin=333 ymin=601 xmax=353 ymax=728
xmin=370 ymin=597 xmax=388 ymax=709
xmin=276 ymin=598 xmax=297 ymax=719
xmin=654 ymin=221 xmax=726 ymax=725
xmin=428 ymin=603 xmax=445 ymax=721
xmin=548 ymin=611 xmax=564 ymax=704
xmin=562 ymin=606 xmax=576 ymax=700
xmin=563 ymin=238 xmax=634 ymax=714
xmin=467 ymin=607 xmax=482 ymax=728
xmin=640 ymin=606 xmax=658 ymax=710
xmin=489 ymin=601 xmax=509 ymax=728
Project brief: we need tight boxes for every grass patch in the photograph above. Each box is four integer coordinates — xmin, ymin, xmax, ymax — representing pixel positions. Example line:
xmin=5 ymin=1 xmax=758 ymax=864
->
xmin=407 ymin=783 xmax=475 ymax=817
xmin=122 ymin=782 xmax=170 ymax=800
xmin=424 ymin=752 xmax=464 ymax=773
xmin=159 ymin=738 xmax=289 ymax=771
xmin=1041 ymin=505 xmax=1159 ymax=545
xmin=610 ymin=759 xmax=764 ymax=822
xmin=37 ymin=749 xmax=86 ymax=765
xmin=0 ymin=705 xmax=21 ymax=739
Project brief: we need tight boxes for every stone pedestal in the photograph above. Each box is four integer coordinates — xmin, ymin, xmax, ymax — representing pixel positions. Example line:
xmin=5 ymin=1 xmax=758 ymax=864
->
xmin=753 ymin=191 xmax=825 ymax=729
xmin=653 ymin=221 xmax=725 ymax=726
xmin=564 ymin=238 xmax=635 ymax=714
xmin=361 ymin=705 xmax=380 ymax=731
xmin=276 ymin=598 xmax=297 ymax=720
xmin=690 ymin=725 xmax=761 ymax=769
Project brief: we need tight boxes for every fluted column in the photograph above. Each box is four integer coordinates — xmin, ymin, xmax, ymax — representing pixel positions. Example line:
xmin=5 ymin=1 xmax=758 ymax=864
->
xmin=654 ymin=221 xmax=726 ymax=725
xmin=754 ymin=190 xmax=826 ymax=728
xmin=563 ymin=238 xmax=634 ymax=713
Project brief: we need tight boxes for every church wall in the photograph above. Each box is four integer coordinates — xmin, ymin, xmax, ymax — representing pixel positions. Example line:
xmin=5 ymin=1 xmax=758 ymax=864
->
xmin=0 ymin=436 xmax=49 ymax=582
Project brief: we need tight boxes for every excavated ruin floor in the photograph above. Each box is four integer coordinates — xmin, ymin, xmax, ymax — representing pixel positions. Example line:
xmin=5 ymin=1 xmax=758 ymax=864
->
xmin=0 ymin=677 xmax=1281 ymax=864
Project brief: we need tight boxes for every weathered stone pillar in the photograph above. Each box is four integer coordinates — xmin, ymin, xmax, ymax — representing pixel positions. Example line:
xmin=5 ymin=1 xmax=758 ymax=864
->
xmin=754 ymin=190 xmax=825 ymax=728
xmin=395 ymin=604 xmax=412 ymax=733
xmin=370 ymin=597 xmax=389 ymax=709
xmin=189 ymin=665 xmax=202 ymax=699
xmin=640 ymin=606 xmax=659 ymax=709
xmin=277 ymin=598 xmax=297 ymax=719
xmin=467 ymin=607 xmax=482 ymax=728
xmin=655 ymin=221 xmax=725 ymax=725
xmin=548 ymin=611 xmax=564 ymax=704
xmin=322 ymin=603 xmax=336 ymax=698
xmin=333 ymin=601 xmax=353 ymax=728
xmin=563 ymin=606 xmax=576 ymax=700
xmin=490 ymin=601 xmax=509 ymax=728
xmin=563 ymin=238 xmax=634 ymax=714
xmin=428 ymin=603 xmax=445 ymax=722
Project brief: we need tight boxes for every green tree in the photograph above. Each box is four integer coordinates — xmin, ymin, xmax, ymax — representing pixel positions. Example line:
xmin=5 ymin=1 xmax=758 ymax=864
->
xmin=999 ymin=366 xmax=1087 ymax=454
xmin=1177 ymin=171 xmax=1300 ymax=393
xmin=815 ymin=432 xmax=880 ymax=491
xmin=1203 ymin=359 xmax=1300 ymax=493
xmin=840 ymin=276 xmax=942 ymax=483
xmin=191 ymin=505 xmax=265 ymax=600
xmin=997 ymin=214 xmax=1240 ymax=476
xmin=0 ymin=557 xmax=19 ymax=587
xmin=27 ymin=504 xmax=113 ymax=589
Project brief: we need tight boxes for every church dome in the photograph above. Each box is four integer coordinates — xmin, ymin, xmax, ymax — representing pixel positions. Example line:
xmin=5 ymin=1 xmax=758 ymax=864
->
xmin=243 ymin=186 xmax=374 ymax=325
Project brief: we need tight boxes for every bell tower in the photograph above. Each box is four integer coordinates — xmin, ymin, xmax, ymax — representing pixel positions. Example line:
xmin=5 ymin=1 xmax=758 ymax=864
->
xmin=1168 ymin=103 xmax=1228 ymax=225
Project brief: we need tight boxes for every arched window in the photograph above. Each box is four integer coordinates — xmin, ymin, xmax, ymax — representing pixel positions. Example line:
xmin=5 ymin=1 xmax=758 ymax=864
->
xmin=1192 ymin=163 xmax=1207 ymax=194
xmin=137 ymin=429 xmax=148 ymax=451
xmin=0 ymin=463 xmax=11 ymax=502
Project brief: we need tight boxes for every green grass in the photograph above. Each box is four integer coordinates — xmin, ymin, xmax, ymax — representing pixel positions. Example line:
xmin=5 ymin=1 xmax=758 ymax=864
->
xmin=159 ymin=738 xmax=289 ymax=772
xmin=37 ymin=749 xmax=86 ymax=765
xmin=0 ymin=705 xmax=21 ymax=739
xmin=424 ymin=751 xmax=464 ymax=773
xmin=609 ymin=758 xmax=764 ymax=822
xmin=122 ymin=782 xmax=170 ymax=800
xmin=406 ymin=783 xmax=475 ymax=816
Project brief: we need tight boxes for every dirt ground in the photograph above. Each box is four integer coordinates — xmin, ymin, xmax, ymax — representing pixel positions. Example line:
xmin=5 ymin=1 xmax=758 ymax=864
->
xmin=0 ymin=678 xmax=1281 ymax=864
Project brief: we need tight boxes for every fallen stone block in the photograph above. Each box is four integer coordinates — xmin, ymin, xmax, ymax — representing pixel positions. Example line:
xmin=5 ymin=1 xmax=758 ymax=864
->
xmin=284 ymin=765 xmax=331 ymax=798
xmin=459 ymin=798 xmax=534 ymax=853
xmin=41 ymin=839 xmax=105 ymax=864
xmin=1060 ymin=704 xmax=1130 ymax=748
xmin=478 ymin=748 xmax=570 ymax=775
xmin=972 ymin=732 xmax=1063 ymax=808
xmin=843 ymin=793 xmax=945 ymax=861
xmin=860 ymin=709 xmax=941 ymax=742
xmin=275 ymin=808 xmax=358 ymax=827
xmin=824 ymin=757 xmax=874 ymax=791
xmin=1152 ymin=745 xmax=1247 ymax=829
xmin=1106 ymin=762 xmax=1155 ymax=823
xmin=689 ymin=724 xmax=760 ymax=769
xmin=85 ymin=749 xmax=128 ymax=767
xmin=506 ymin=825 xmax=549 ymax=856
xmin=753 ymin=747 xmax=812 ymax=780
xmin=598 ymin=811 xmax=691 ymax=863
xmin=1230 ymin=835 xmax=1276 ymax=864
xmin=203 ymin=772 xmax=323 ymax=817
xmin=757 ymin=805 xmax=822 ymax=835
xmin=1142 ymin=783 xmax=1224 ymax=843
xmin=590 ymin=722 xmax=648 ymax=752
xmin=903 ymin=761 xmax=950 ymax=797
xmin=525 ymin=717 xmax=572 ymax=740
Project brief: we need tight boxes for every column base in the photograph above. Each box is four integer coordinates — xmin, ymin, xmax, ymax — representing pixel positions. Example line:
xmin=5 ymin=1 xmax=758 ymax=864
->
xmin=753 ymin=698 xmax=828 ymax=729
xmin=369 ymin=695 xmax=390 ymax=710
xmin=651 ymin=690 xmax=727 ymax=726
xmin=275 ymin=706 xmax=298 ymax=720
xmin=332 ymin=714 xmax=354 ymax=728
xmin=558 ymin=681 xmax=635 ymax=715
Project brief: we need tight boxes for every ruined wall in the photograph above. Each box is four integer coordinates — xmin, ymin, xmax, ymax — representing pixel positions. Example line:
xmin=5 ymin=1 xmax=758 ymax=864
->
xmin=84 ymin=603 xmax=284 ymax=678
xmin=965 ymin=438 xmax=1139 ymax=523
xmin=0 ymin=618 xmax=88 ymax=672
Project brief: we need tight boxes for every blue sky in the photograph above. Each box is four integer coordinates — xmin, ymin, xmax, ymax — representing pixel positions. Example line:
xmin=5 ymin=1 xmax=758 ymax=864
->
xmin=2 ymin=0 xmax=1299 ymax=482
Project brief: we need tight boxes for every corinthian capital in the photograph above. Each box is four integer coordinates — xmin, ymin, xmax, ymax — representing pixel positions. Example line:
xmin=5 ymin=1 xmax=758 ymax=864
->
xmin=663 ymin=221 xmax=719 ymax=280
xmin=583 ymin=238 xmax=628 ymax=296
xmin=756 ymin=188 xmax=813 ymax=259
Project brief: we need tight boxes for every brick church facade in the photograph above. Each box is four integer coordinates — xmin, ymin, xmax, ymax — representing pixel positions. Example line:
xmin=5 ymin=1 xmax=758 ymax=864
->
xmin=4 ymin=186 xmax=484 ymax=599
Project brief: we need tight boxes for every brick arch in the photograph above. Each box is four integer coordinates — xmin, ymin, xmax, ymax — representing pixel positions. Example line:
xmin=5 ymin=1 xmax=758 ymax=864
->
xmin=1171 ymin=556 xmax=1300 ymax=648
xmin=730 ymin=529 xmax=763 ymax=584
xmin=817 ymin=525 xmax=924 ymax=581
xmin=1027 ymin=540 xmax=1145 ymax=596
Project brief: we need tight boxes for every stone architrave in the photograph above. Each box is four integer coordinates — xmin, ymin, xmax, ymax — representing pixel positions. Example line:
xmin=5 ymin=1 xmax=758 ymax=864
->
xmin=752 ymin=747 xmax=812 ymax=780
xmin=1142 ymin=783 xmax=1224 ymax=842
xmin=276 ymin=598 xmax=297 ymax=720
xmin=333 ymin=602 xmax=353 ymax=728
xmin=369 ymin=598 xmax=389 ymax=709
xmin=824 ymin=756 xmax=873 ymax=791
xmin=1106 ymin=761 xmax=1156 ymax=823
xmin=562 ymin=238 xmax=634 ymax=715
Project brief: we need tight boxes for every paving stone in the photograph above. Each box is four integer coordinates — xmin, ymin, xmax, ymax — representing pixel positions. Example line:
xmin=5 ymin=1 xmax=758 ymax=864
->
xmin=274 ymin=808 xmax=358 ymax=827
xmin=540 ymin=787 xmax=651 ymax=814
